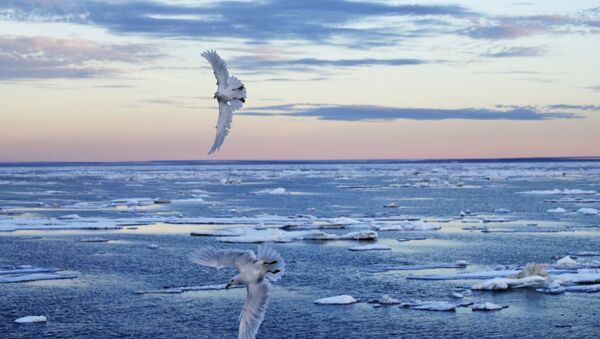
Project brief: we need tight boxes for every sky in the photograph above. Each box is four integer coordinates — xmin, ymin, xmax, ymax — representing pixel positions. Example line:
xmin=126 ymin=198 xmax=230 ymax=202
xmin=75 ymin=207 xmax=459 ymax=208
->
xmin=0 ymin=0 xmax=599 ymax=161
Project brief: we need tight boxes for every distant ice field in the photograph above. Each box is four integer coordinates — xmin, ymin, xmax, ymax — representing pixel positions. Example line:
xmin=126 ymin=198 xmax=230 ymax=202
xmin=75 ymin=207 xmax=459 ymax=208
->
xmin=1 ymin=160 xmax=600 ymax=338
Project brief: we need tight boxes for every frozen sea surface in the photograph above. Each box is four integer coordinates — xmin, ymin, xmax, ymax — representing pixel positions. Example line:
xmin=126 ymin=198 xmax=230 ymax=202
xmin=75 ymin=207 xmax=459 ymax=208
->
xmin=1 ymin=160 xmax=600 ymax=338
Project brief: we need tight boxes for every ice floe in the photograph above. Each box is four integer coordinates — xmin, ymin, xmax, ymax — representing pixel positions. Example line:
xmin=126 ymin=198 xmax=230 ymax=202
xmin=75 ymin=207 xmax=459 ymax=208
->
xmin=554 ymin=256 xmax=578 ymax=268
xmin=215 ymin=228 xmax=378 ymax=243
xmin=1 ymin=271 xmax=76 ymax=283
xmin=135 ymin=283 xmax=243 ymax=294
xmin=518 ymin=189 xmax=597 ymax=195
xmin=471 ymin=276 xmax=546 ymax=290
xmin=396 ymin=236 xmax=427 ymax=242
xmin=14 ymin=316 xmax=47 ymax=323
xmin=471 ymin=302 xmax=506 ymax=311
xmin=371 ymin=261 xmax=468 ymax=273
xmin=252 ymin=187 xmax=289 ymax=195
xmin=314 ymin=295 xmax=358 ymax=305
xmin=79 ymin=237 xmax=110 ymax=243
xmin=577 ymin=208 xmax=599 ymax=215
xmin=368 ymin=294 xmax=402 ymax=306
xmin=547 ymin=207 xmax=567 ymax=213
xmin=371 ymin=221 xmax=440 ymax=231
xmin=494 ymin=208 xmax=511 ymax=214
xmin=348 ymin=244 xmax=391 ymax=251
xmin=400 ymin=300 xmax=472 ymax=312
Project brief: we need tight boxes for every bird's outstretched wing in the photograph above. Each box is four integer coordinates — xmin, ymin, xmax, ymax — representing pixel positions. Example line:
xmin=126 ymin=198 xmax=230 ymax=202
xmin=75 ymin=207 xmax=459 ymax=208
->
xmin=208 ymin=100 xmax=233 ymax=154
xmin=202 ymin=50 xmax=229 ymax=90
xmin=257 ymin=245 xmax=285 ymax=282
xmin=190 ymin=246 xmax=256 ymax=271
xmin=238 ymin=280 xmax=271 ymax=339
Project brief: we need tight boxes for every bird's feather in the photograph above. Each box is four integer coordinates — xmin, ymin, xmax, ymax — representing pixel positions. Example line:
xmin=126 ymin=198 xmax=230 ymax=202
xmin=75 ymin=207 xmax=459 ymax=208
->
xmin=202 ymin=50 xmax=229 ymax=90
xmin=208 ymin=100 xmax=234 ymax=154
xmin=238 ymin=280 xmax=270 ymax=339
xmin=190 ymin=246 xmax=256 ymax=271
xmin=257 ymin=245 xmax=285 ymax=282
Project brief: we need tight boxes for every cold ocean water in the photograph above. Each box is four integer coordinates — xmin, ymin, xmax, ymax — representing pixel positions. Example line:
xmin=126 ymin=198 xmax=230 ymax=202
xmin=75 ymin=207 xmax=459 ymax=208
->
xmin=1 ymin=160 xmax=600 ymax=338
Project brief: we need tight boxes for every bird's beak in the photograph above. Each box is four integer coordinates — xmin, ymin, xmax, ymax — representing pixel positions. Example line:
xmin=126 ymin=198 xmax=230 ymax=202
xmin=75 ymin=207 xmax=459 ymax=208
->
xmin=213 ymin=94 xmax=217 ymax=99
xmin=225 ymin=282 xmax=232 ymax=289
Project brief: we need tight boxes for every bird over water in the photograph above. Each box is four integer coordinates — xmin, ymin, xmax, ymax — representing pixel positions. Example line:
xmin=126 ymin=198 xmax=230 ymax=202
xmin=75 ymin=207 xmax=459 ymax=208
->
xmin=201 ymin=50 xmax=247 ymax=155
xmin=190 ymin=245 xmax=285 ymax=339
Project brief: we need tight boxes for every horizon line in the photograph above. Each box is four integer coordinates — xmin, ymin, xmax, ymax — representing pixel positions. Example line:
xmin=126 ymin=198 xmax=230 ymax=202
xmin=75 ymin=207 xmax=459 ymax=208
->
xmin=1 ymin=155 xmax=600 ymax=166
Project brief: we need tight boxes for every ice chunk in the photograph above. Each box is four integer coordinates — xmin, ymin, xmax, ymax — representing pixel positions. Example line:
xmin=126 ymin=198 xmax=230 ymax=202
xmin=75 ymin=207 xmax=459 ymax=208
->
xmin=135 ymin=283 xmax=243 ymax=294
xmin=516 ymin=263 xmax=549 ymax=279
xmin=554 ymin=256 xmax=578 ymax=268
xmin=494 ymin=208 xmax=511 ymax=214
xmin=372 ymin=221 xmax=440 ymax=231
xmin=1 ymin=272 xmax=76 ymax=283
xmin=329 ymin=217 xmax=362 ymax=225
xmin=396 ymin=236 xmax=427 ymax=242
xmin=471 ymin=276 xmax=546 ymax=290
xmin=314 ymin=295 xmax=358 ymax=305
xmin=577 ymin=208 xmax=599 ymax=215
xmin=348 ymin=244 xmax=391 ymax=251
xmin=384 ymin=202 xmax=400 ymax=208
xmin=14 ymin=316 xmax=47 ymax=323
xmin=547 ymin=207 xmax=567 ymax=213
xmin=537 ymin=282 xmax=565 ymax=294
xmin=401 ymin=300 xmax=462 ymax=311
xmin=57 ymin=214 xmax=80 ymax=220
xmin=471 ymin=302 xmax=505 ymax=311
xmin=79 ymin=237 xmax=110 ymax=243
xmin=147 ymin=244 xmax=160 ymax=249
xmin=368 ymin=294 xmax=402 ymax=305
xmin=253 ymin=187 xmax=289 ymax=195
xmin=518 ymin=189 xmax=597 ymax=195
xmin=450 ymin=292 xmax=464 ymax=299
xmin=552 ymin=269 xmax=600 ymax=284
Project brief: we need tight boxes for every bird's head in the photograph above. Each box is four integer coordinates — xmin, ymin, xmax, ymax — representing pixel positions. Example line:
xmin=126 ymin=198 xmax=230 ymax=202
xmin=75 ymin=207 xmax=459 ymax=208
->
xmin=225 ymin=278 xmax=235 ymax=289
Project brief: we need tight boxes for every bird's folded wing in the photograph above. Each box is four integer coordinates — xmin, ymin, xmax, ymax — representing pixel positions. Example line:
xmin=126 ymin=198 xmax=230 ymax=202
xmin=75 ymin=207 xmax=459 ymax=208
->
xmin=208 ymin=100 xmax=233 ymax=154
xmin=238 ymin=281 xmax=271 ymax=339
xmin=202 ymin=50 xmax=229 ymax=90
xmin=190 ymin=247 xmax=256 ymax=270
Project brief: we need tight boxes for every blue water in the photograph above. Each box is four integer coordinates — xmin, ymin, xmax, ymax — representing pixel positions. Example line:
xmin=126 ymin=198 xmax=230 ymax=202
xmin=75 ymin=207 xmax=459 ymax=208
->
xmin=1 ymin=161 xmax=600 ymax=338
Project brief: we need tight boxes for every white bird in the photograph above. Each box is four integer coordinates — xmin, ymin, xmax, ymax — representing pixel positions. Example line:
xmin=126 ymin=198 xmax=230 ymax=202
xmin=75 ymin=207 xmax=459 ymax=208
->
xmin=201 ymin=50 xmax=248 ymax=154
xmin=190 ymin=245 xmax=285 ymax=339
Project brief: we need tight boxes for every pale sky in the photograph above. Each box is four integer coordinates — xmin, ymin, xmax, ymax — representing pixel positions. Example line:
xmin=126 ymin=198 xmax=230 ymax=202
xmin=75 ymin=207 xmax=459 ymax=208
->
xmin=1 ymin=0 xmax=599 ymax=161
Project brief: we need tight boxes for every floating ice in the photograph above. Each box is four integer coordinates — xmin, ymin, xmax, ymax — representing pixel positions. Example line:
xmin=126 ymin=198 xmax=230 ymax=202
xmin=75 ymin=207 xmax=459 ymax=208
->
xmin=471 ymin=276 xmax=546 ymax=290
xmin=401 ymin=300 xmax=470 ymax=312
xmin=57 ymin=214 xmax=80 ymax=220
xmin=373 ymin=261 xmax=468 ymax=273
xmin=471 ymin=302 xmax=505 ymax=311
xmin=329 ymin=217 xmax=362 ymax=225
xmin=0 ymin=266 xmax=59 ymax=275
xmin=570 ymin=251 xmax=600 ymax=257
xmin=554 ymin=256 xmax=578 ymax=268
xmin=252 ymin=187 xmax=289 ymax=195
xmin=314 ymin=295 xmax=358 ymax=305
xmin=1 ymin=272 xmax=76 ymax=284
xmin=482 ymin=217 xmax=511 ymax=223
xmin=518 ymin=189 xmax=597 ymax=195
xmin=396 ymin=236 xmax=427 ymax=242
xmin=577 ymin=208 xmax=599 ymax=215
xmin=371 ymin=221 xmax=440 ymax=231
xmin=79 ymin=237 xmax=110 ymax=243
xmin=147 ymin=244 xmax=160 ymax=249
xmin=552 ymin=269 xmax=600 ymax=285
xmin=494 ymin=208 xmax=511 ymax=214
xmin=135 ymin=283 xmax=243 ymax=294
xmin=14 ymin=316 xmax=47 ymax=323
xmin=368 ymin=294 xmax=401 ymax=306
xmin=547 ymin=207 xmax=567 ymax=213
xmin=450 ymin=292 xmax=464 ymax=299
xmin=348 ymin=244 xmax=391 ymax=251
xmin=408 ymin=269 xmax=519 ymax=280
xmin=216 ymin=228 xmax=377 ymax=243
xmin=384 ymin=202 xmax=400 ymax=208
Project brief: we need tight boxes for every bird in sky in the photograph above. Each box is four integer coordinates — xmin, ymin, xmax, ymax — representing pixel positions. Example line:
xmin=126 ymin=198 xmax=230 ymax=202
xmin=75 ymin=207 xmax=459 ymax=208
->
xmin=201 ymin=50 xmax=247 ymax=154
xmin=190 ymin=245 xmax=285 ymax=339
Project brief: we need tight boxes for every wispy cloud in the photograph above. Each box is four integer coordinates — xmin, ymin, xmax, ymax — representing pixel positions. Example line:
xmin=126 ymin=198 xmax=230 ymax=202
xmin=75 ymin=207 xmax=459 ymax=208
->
xmin=482 ymin=46 xmax=545 ymax=58
xmin=547 ymin=104 xmax=600 ymax=111
xmin=240 ymin=103 xmax=580 ymax=121
xmin=0 ymin=34 xmax=160 ymax=79
xmin=0 ymin=1 xmax=472 ymax=45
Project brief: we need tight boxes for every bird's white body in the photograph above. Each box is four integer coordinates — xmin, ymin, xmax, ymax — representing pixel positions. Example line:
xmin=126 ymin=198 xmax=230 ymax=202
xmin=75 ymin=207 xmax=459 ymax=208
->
xmin=190 ymin=246 xmax=284 ymax=339
xmin=201 ymin=50 xmax=247 ymax=154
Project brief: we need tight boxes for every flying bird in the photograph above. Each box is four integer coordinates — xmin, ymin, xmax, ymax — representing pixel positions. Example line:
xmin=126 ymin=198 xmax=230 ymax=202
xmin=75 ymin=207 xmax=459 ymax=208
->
xmin=190 ymin=245 xmax=285 ymax=339
xmin=201 ymin=50 xmax=247 ymax=154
